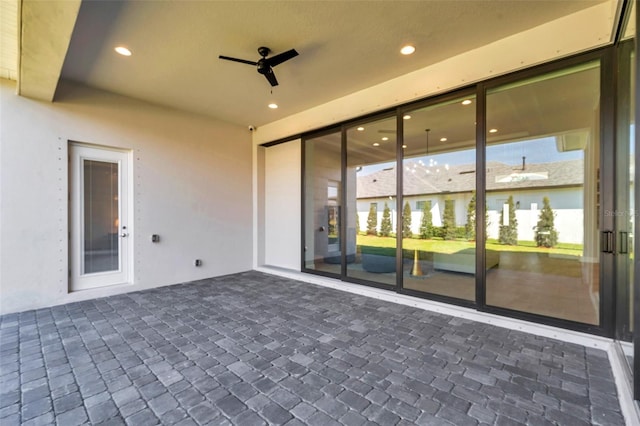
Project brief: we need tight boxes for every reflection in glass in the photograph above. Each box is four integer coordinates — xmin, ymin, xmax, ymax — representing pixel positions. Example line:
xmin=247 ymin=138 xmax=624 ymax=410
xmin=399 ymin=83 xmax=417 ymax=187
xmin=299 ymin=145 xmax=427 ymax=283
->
xmin=628 ymin=47 xmax=635 ymax=370
xmin=616 ymin=42 xmax=635 ymax=370
xmin=347 ymin=116 xmax=397 ymax=286
xmin=401 ymin=96 xmax=477 ymax=301
xmin=83 ymin=160 xmax=119 ymax=274
xmin=485 ymin=62 xmax=601 ymax=324
xmin=303 ymin=132 xmax=342 ymax=274
xmin=622 ymin=0 xmax=636 ymax=41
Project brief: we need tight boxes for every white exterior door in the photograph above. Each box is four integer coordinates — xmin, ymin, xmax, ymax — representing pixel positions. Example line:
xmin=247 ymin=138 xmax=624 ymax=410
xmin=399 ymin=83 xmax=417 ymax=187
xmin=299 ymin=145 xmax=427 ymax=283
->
xmin=70 ymin=144 xmax=131 ymax=291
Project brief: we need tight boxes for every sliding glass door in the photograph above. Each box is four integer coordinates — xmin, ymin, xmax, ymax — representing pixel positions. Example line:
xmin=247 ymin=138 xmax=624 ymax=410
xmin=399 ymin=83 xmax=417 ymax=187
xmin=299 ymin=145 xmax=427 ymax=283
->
xmin=301 ymin=48 xmax=615 ymax=336
xmin=484 ymin=61 xmax=602 ymax=325
xmin=303 ymin=130 xmax=342 ymax=275
xmin=616 ymin=39 xmax=635 ymax=364
xmin=401 ymin=94 xmax=476 ymax=301
xmin=345 ymin=115 xmax=397 ymax=287
xmin=614 ymin=2 xmax=637 ymax=398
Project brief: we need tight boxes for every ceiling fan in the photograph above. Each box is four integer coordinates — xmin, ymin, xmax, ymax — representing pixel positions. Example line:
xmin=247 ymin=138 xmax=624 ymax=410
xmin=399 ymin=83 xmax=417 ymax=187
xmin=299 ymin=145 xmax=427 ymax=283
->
xmin=219 ymin=46 xmax=299 ymax=87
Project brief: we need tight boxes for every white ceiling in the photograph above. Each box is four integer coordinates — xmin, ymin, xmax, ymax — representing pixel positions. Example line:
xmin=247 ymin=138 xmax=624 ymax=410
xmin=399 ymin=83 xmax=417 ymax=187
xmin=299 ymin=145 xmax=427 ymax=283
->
xmin=14 ymin=0 xmax=625 ymax=129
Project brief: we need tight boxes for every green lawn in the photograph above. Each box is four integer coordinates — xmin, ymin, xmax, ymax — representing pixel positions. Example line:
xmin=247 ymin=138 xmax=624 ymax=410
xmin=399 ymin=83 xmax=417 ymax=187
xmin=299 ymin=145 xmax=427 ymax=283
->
xmin=357 ymin=234 xmax=584 ymax=257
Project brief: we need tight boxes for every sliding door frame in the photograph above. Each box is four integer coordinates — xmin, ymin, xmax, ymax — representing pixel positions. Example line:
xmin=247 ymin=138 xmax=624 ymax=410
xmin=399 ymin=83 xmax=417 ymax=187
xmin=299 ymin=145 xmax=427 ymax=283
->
xmin=300 ymin=45 xmax=618 ymax=338
xmin=633 ymin=0 xmax=640 ymax=399
xmin=478 ymin=47 xmax=616 ymax=337
xmin=396 ymin=87 xmax=479 ymax=308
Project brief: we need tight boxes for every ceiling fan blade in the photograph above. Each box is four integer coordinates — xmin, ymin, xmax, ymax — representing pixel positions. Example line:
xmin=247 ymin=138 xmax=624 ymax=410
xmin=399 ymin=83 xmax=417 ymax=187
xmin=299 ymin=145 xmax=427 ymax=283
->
xmin=264 ymin=69 xmax=279 ymax=87
xmin=218 ymin=55 xmax=258 ymax=66
xmin=265 ymin=49 xmax=299 ymax=67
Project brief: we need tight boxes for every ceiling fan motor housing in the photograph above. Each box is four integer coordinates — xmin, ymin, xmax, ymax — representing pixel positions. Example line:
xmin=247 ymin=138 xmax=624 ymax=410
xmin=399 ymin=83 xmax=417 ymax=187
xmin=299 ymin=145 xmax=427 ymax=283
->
xmin=257 ymin=59 xmax=270 ymax=74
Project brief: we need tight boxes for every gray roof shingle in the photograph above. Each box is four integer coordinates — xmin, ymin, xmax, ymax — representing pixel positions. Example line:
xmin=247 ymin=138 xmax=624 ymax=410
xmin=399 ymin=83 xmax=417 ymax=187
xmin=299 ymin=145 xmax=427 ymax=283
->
xmin=357 ymin=159 xmax=584 ymax=198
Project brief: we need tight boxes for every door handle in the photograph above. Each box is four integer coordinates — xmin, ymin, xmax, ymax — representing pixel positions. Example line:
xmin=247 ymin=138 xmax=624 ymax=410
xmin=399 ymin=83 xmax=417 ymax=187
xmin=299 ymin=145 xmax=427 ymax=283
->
xmin=601 ymin=231 xmax=614 ymax=254
xmin=619 ymin=231 xmax=628 ymax=254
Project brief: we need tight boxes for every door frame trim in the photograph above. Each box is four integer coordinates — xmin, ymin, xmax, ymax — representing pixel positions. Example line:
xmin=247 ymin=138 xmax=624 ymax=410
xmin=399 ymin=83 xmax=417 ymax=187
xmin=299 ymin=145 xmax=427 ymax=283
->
xmin=68 ymin=141 xmax=134 ymax=292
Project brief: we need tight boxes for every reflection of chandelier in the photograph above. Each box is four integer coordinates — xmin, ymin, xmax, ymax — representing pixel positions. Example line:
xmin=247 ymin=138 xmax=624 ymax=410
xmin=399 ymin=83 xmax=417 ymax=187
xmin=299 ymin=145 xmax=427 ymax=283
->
xmin=425 ymin=128 xmax=430 ymax=154
xmin=405 ymin=128 xmax=449 ymax=175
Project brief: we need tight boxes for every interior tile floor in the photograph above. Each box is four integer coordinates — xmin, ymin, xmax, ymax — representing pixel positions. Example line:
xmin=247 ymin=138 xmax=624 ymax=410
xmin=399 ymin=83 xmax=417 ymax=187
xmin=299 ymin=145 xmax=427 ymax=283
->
xmin=0 ymin=271 xmax=626 ymax=425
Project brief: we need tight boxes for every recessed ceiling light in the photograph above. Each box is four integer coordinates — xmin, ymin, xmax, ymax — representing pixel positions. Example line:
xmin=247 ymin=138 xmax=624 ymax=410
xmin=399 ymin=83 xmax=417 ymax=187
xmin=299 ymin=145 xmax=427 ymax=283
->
xmin=114 ymin=46 xmax=132 ymax=56
xmin=440 ymin=137 xmax=447 ymax=142
xmin=357 ymin=127 xmax=365 ymax=131
xmin=462 ymin=99 xmax=472 ymax=105
xmin=489 ymin=128 xmax=498 ymax=133
xmin=400 ymin=45 xmax=416 ymax=55
xmin=403 ymin=115 xmax=411 ymax=120
xmin=268 ymin=103 xmax=278 ymax=109
xmin=402 ymin=145 xmax=407 ymax=149
xmin=381 ymin=137 xmax=389 ymax=141
xmin=373 ymin=142 xmax=380 ymax=147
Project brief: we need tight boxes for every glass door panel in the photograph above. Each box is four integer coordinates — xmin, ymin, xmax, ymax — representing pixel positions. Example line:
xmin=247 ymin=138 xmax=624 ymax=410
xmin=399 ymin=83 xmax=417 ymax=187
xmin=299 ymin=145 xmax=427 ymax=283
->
xmin=347 ymin=116 xmax=397 ymax=286
xmin=83 ymin=160 xmax=120 ymax=274
xmin=485 ymin=62 xmax=601 ymax=324
xmin=401 ymin=96 xmax=477 ymax=301
xmin=303 ymin=131 xmax=342 ymax=275
xmin=615 ymin=38 xmax=636 ymax=385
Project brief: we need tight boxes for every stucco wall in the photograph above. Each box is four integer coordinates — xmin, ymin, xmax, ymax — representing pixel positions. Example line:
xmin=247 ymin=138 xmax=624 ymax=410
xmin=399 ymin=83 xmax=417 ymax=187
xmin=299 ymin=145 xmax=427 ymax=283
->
xmin=264 ymin=140 xmax=301 ymax=270
xmin=0 ymin=79 xmax=253 ymax=314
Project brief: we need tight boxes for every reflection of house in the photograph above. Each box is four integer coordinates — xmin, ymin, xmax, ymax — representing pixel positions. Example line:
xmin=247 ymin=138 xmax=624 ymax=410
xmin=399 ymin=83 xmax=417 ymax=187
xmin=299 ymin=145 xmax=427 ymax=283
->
xmin=357 ymin=159 xmax=586 ymax=243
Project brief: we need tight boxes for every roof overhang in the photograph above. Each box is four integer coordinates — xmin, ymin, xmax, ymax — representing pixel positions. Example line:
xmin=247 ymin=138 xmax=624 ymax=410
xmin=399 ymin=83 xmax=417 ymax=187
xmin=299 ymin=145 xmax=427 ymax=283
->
xmin=18 ymin=0 xmax=81 ymax=101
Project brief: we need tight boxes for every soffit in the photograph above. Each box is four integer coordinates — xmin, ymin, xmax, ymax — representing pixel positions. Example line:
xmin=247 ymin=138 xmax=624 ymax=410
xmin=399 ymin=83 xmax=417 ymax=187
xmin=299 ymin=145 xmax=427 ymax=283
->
xmin=0 ymin=0 xmax=18 ymax=81
xmin=18 ymin=0 xmax=81 ymax=101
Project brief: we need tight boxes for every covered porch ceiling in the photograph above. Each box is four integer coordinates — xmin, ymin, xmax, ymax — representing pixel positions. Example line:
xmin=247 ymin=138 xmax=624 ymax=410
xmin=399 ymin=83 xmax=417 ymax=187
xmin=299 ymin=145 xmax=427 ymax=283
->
xmin=8 ymin=0 xmax=627 ymax=131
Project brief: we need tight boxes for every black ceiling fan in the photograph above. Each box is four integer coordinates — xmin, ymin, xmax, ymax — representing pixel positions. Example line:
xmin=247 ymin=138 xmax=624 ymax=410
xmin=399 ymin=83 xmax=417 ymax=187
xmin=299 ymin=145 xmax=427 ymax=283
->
xmin=219 ymin=46 xmax=299 ymax=87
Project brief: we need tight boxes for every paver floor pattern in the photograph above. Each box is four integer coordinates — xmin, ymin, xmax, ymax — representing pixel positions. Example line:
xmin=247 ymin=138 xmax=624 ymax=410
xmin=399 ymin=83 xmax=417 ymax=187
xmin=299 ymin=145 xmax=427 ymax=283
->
xmin=0 ymin=271 xmax=626 ymax=425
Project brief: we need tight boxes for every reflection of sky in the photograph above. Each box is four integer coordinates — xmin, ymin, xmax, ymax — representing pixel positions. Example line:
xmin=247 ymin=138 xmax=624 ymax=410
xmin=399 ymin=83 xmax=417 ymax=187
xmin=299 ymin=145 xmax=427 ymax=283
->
xmin=359 ymin=137 xmax=585 ymax=175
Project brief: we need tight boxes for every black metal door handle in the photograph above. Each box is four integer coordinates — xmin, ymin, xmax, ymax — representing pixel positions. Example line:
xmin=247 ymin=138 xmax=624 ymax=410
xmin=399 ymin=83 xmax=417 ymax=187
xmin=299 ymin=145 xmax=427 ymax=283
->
xmin=601 ymin=231 xmax=614 ymax=254
xmin=619 ymin=231 xmax=628 ymax=254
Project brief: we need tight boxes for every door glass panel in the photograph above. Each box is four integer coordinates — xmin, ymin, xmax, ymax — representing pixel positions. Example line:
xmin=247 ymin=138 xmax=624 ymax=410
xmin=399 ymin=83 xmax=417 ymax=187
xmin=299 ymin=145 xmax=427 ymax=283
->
xmin=616 ymin=42 xmax=635 ymax=369
xmin=629 ymin=47 xmax=636 ymax=371
xmin=627 ymin=47 xmax=635 ymax=373
xmin=485 ymin=62 xmax=601 ymax=324
xmin=303 ymin=132 xmax=342 ymax=274
xmin=402 ymin=96 xmax=477 ymax=301
xmin=347 ymin=116 xmax=397 ymax=286
xmin=83 ymin=160 xmax=120 ymax=274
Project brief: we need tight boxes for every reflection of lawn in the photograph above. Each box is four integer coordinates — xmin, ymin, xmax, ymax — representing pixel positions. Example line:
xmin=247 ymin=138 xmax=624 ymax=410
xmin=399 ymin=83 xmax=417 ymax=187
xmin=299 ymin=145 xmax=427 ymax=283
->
xmin=357 ymin=235 xmax=583 ymax=257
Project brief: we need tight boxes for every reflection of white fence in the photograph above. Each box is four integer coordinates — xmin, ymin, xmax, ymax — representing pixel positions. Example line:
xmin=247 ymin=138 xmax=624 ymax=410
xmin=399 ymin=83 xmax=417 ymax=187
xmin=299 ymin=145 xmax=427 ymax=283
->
xmin=357 ymin=209 xmax=584 ymax=244
xmin=487 ymin=209 xmax=583 ymax=244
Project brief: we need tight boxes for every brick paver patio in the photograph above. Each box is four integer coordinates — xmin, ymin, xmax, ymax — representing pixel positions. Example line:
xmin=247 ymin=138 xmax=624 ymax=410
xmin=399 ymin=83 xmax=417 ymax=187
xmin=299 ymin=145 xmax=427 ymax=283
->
xmin=0 ymin=271 xmax=626 ymax=425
